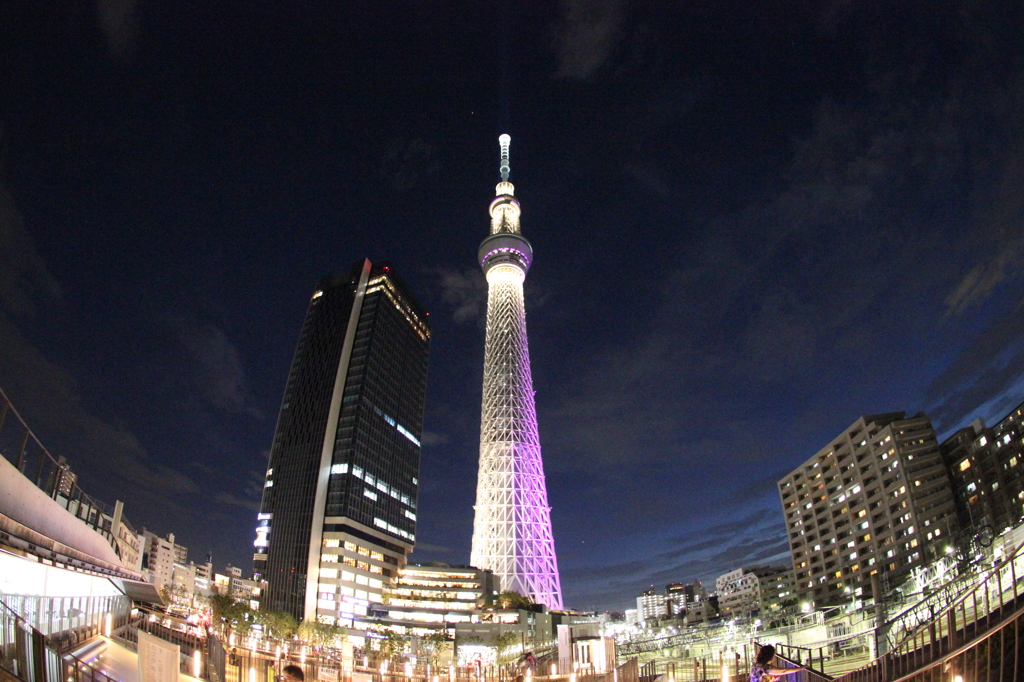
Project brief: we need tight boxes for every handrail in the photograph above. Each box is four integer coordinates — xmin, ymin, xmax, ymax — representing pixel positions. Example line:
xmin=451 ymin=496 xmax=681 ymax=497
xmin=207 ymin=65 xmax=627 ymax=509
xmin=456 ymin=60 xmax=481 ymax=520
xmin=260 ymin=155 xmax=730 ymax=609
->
xmin=0 ymin=385 xmax=142 ymax=573
xmin=888 ymin=538 xmax=1024 ymax=654
xmin=833 ymin=537 xmax=1024 ymax=681
xmin=886 ymin=602 xmax=1024 ymax=682
xmin=0 ymin=589 xmax=116 ymax=682
xmin=0 ymin=386 xmax=113 ymax=519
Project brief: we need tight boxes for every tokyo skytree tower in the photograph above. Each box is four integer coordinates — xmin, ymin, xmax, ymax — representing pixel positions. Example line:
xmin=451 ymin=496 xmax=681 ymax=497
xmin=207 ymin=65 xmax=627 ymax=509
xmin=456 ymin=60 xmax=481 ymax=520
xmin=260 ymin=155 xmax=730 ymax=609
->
xmin=470 ymin=135 xmax=563 ymax=609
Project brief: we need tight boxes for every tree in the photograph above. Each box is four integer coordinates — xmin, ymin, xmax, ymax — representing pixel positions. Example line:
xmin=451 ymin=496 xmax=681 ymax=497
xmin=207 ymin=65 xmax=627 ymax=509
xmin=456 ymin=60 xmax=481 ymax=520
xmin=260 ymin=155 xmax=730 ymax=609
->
xmin=259 ymin=610 xmax=298 ymax=641
xmin=419 ymin=631 xmax=452 ymax=666
xmin=455 ymin=635 xmax=483 ymax=664
xmin=209 ymin=594 xmax=257 ymax=638
xmin=296 ymin=620 xmax=347 ymax=648
xmin=365 ymin=628 xmax=406 ymax=660
xmin=495 ymin=591 xmax=533 ymax=610
xmin=494 ymin=631 xmax=519 ymax=663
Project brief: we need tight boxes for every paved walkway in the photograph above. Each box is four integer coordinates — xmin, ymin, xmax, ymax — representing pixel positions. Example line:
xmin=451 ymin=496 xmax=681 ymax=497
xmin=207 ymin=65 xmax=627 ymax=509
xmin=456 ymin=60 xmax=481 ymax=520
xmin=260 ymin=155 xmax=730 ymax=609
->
xmin=71 ymin=636 xmax=203 ymax=682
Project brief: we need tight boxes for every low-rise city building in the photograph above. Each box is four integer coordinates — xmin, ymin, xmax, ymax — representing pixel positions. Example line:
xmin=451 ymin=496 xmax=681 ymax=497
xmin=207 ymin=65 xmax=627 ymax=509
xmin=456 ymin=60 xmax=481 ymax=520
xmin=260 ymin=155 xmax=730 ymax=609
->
xmin=370 ymin=564 xmax=497 ymax=637
xmin=143 ymin=531 xmax=187 ymax=591
xmin=716 ymin=566 xmax=796 ymax=618
xmin=557 ymin=621 xmax=616 ymax=674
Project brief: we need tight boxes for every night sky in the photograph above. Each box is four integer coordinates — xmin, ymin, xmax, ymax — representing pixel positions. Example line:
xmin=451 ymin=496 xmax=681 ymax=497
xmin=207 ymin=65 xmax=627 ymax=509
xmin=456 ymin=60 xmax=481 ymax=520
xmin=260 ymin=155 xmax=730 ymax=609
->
xmin=2 ymin=2 xmax=1024 ymax=611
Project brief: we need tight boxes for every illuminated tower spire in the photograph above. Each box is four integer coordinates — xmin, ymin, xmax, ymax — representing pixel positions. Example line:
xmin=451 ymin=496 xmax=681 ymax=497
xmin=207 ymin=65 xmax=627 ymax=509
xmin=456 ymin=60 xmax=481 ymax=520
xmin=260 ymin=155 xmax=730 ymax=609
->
xmin=470 ymin=135 xmax=564 ymax=609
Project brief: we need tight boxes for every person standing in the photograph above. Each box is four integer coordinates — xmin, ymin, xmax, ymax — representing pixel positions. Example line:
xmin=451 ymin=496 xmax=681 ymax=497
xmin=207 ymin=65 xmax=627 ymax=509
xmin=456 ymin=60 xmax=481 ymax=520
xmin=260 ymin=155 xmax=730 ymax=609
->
xmin=750 ymin=646 xmax=805 ymax=682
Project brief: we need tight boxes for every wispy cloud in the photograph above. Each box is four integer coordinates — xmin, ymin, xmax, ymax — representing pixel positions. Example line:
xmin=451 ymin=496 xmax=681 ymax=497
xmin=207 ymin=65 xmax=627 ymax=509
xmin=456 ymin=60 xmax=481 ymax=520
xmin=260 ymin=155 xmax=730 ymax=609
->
xmin=215 ymin=491 xmax=262 ymax=513
xmin=564 ymin=509 xmax=790 ymax=609
xmin=410 ymin=542 xmax=453 ymax=555
xmin=176 ymin=320 xmax=263 ymax=418
xmin=0 ymin=186 xmax=61 ymax=317
xmin=96 ymin=0 xmax=139 ymax=59
xmin=552 ymin=0 xmax=627 ymax=80
xmin=548 ymin=10 xmax=1024 ymax=608
xmin=420 ymin=431 xmax=451 ymax=447
xmin=0 ymin=178 xmax=198 ymax=519
xmin=437 ymin=267 xmax=487 ymax=325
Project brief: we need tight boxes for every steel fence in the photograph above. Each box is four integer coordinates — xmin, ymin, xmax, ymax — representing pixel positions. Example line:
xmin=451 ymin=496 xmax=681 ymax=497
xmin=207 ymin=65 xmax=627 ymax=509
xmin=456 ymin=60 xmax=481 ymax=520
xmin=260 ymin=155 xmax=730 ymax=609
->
xmin=834 ymin=540 xmax=1024 ymax=682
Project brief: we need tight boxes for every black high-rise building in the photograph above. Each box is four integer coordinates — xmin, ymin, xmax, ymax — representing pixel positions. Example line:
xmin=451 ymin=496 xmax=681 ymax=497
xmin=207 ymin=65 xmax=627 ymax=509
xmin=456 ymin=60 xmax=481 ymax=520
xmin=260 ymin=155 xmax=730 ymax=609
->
xmin=254 ymin=259 xmax=430 ymax=625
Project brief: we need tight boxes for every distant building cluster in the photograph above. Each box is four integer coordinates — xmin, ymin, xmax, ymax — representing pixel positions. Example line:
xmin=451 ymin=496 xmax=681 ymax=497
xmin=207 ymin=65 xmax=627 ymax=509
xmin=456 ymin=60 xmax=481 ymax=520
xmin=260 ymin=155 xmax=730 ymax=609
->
xmin=137 ymin=528 xmax=265 ymax=609
xmin=627 ymin=401 xmax=1024 ymax=627
xmin=780 ymin=401 xmax=1024 ymax=609
xmin=716 ymin=565 xmax=797 ymax=618
xmin=627 ymin=579 xmax=739 ymax=628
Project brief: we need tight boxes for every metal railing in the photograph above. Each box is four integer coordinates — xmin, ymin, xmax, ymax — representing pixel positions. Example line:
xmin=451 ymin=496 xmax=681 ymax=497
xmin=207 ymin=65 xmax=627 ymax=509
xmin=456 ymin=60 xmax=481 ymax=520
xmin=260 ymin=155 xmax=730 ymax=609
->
xmin=833 ymin=539 xmax=1024 ymax=682
xmin=771 ymin=643 xmax=831 ymax=677
xmin=0 ymin=386 xmax=139 ymax=574
xmin=0 ymin=594 xmax=130 ymax=648
xmin=635 ymin=648 xmax=754 ymax=682
xmin=753 ymin=642 xmax=832 ymax=682
xmin=0 ymin=593 xmax=116 ymax=682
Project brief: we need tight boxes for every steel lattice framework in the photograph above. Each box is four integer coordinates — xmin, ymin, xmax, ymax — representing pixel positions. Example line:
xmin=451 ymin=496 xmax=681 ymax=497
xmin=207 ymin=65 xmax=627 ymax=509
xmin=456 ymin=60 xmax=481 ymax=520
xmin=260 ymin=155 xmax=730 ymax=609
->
xmin=470 ymin=135 xmax=564 ymax=609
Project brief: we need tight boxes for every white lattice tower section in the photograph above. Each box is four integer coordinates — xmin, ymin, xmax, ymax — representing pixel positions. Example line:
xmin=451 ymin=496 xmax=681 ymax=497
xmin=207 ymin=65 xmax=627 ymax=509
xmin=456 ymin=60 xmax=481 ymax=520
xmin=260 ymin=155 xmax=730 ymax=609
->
xmin=470 ymin=135 xmax=563 ymax=609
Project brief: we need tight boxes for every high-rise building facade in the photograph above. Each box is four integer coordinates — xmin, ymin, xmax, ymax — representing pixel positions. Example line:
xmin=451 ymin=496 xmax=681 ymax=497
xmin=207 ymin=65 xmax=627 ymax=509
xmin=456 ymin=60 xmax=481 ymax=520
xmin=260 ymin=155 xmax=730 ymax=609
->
xmin=470 ymin=136 xmax=563 ymax=609
xmin=941 ymin=401 xmax=1024 ymax=534
xmin=779 ymin=413 xmax=958 ymax=607
xmin=254 ymin=260 xmax=430 ymax=626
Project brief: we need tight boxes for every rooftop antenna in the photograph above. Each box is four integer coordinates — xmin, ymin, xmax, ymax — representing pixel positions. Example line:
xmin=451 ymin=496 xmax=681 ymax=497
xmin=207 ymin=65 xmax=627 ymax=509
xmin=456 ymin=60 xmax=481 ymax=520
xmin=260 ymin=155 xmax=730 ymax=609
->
xmin=499 ymin=134 xmax=511 ymax=181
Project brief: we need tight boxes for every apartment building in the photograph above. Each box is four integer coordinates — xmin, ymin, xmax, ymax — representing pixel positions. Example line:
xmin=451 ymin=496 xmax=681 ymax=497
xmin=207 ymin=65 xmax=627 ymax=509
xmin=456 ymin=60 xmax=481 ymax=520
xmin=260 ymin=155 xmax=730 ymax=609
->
xmin=779 ymin=413 xmax=958 ymax=607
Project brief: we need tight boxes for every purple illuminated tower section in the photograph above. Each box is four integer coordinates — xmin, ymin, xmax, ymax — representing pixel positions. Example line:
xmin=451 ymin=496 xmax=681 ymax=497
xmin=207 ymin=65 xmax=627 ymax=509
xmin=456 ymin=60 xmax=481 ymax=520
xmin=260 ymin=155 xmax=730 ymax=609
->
xmin=470 ymin=135 xmax=563 ymax=609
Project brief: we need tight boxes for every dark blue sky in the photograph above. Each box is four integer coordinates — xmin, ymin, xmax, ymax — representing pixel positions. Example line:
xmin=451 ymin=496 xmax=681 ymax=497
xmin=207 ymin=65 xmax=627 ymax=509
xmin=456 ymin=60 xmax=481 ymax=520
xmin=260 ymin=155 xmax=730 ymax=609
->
xmin=2 ymin=1 xmax=1024 ymax=611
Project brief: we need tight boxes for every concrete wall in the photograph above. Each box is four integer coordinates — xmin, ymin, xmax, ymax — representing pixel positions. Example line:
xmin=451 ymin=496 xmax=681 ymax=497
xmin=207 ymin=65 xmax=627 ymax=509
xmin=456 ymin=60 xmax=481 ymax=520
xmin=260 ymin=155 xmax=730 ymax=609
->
xmin=0 ymin=454 xmax=121 ymax=566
